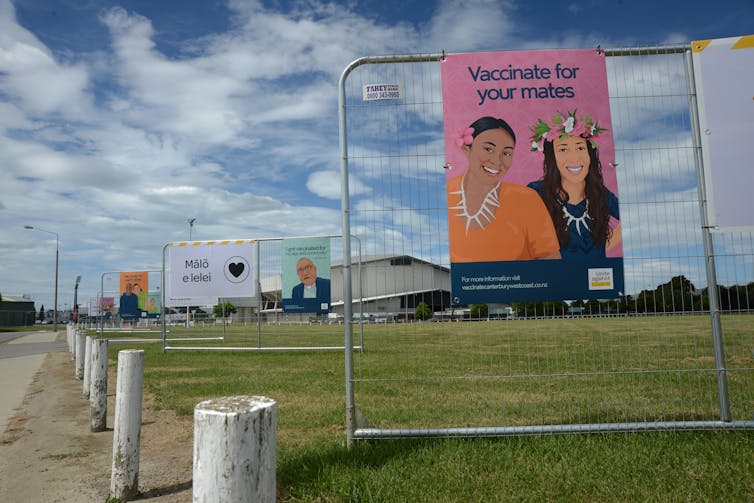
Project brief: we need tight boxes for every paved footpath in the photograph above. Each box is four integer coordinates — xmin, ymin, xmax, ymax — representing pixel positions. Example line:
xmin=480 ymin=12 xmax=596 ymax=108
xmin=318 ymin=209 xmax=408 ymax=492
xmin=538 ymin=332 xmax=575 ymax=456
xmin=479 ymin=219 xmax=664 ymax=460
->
xmin=0 ymin=330 xmax=67 ymax=433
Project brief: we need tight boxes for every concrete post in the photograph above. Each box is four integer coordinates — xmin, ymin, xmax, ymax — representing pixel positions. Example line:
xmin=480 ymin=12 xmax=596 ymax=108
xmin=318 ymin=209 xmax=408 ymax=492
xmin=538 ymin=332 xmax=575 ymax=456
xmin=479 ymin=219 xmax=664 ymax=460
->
xmin=110 ymin=350 xmax=144 ymax=502
xmin=90 ymin=338 xmax=109 ymax=432
xmin=83 ymin=336 xmax=93 ymax=398
xmin=193 ymin=396 xmax=277 ymax=503
xmin=75 ymin=331 xmax=86 ymax=379
xmin=70 ymin=327 xmax=77 ymax=360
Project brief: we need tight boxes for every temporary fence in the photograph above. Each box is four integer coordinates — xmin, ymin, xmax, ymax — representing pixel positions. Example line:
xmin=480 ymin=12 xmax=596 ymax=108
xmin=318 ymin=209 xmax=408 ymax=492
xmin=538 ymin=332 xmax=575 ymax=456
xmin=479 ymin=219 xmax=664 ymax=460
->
xmin=159 ymin=235 xmax=364 ymax=352
xmin=338 ymin=45 xmax=754 ymax=444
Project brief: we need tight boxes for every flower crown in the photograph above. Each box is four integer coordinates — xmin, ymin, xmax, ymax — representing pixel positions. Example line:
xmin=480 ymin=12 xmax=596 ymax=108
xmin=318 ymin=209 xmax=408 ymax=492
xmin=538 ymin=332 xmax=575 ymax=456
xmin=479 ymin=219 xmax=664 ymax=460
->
xmin=529 ymin=110 xmax=607 ymax=152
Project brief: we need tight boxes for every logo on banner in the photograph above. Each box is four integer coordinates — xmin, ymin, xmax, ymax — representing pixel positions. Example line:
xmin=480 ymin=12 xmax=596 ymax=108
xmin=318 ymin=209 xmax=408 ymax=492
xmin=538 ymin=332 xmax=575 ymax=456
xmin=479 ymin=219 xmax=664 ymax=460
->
xmin=588 ymin=268 xmax=614 ymax=290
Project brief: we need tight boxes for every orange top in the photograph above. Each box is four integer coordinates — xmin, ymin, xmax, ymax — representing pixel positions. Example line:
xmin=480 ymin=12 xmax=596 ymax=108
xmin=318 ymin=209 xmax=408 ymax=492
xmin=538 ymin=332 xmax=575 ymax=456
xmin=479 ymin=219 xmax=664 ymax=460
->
xmin=447 ymin=175 xmax=559 ymax=263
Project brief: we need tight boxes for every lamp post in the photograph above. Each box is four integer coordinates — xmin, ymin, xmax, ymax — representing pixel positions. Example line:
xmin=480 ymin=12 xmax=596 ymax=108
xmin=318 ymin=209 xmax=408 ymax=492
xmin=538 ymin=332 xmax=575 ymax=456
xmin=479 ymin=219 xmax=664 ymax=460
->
xmin=187 ymin=218 xmax=196 ymax=240
xmin=73 ymin=275 xmax=81 ymax=323
xmin=25 ymin=225 xmax=59 ymax=332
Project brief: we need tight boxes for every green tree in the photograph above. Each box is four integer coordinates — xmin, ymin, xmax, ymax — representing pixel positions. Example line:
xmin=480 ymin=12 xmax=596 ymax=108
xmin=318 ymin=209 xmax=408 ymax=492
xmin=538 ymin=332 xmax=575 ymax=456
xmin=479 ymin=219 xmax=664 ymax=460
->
xmin=38 ymin=304 xmax=45 ymax=322
xmin=634 ymin=275 xmax=697 ymax=313
xmin=213 ymin=302 xmax=237 ymax=318
xmin=470 ymin=304 xmax=488 ymax=319
xmin=415 ymin=301 xmax=431 ymax=320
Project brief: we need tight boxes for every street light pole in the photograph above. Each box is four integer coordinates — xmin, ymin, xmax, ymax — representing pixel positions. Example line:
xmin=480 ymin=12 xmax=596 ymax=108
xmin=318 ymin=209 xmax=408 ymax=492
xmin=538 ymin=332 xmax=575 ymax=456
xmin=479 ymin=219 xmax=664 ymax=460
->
xmin=187 ymin=218 xmax=196 ymax=240
xmin=25 ymin=225 xmax=59 ymax=332
xmin=73 ymin=275 xmax=82 ymax=323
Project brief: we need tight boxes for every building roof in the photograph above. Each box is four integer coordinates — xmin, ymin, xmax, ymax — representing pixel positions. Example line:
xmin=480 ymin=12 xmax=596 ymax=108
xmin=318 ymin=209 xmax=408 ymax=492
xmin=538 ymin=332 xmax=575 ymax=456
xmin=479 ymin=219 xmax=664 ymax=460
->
xmin=331 ymin=254 xmax=449 ymax=273
xmin=0 ymin=294 xmax=34 ymax=303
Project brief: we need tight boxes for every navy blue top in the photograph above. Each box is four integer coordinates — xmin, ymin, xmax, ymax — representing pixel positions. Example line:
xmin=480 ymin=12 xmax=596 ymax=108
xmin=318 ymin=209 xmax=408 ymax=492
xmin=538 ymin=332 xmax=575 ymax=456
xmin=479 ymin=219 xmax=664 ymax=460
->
xmin=119 ymin=292 xmax=139 ymax=319
xmin=527 ymin=180 xmax=619 ymax=260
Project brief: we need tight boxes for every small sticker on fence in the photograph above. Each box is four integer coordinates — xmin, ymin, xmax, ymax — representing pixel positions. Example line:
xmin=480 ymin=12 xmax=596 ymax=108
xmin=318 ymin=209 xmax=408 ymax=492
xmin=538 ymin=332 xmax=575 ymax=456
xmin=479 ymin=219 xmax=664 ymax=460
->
xmin=363 ymin=83 xmax=403 ymax=101
xmin=588 ymin=268 xmax=614 ymax=290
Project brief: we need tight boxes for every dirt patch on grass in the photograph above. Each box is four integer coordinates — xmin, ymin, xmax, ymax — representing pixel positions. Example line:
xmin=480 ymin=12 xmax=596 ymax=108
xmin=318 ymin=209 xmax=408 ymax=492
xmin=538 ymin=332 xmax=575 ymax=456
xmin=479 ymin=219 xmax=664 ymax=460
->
xmin=0 ymin=350 xmax=194 ymax=502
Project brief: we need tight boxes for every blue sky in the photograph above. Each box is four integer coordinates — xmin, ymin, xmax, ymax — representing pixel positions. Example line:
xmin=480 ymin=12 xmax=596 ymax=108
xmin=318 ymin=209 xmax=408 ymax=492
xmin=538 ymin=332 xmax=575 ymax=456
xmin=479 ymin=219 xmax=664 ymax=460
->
xmin=2 ymin=0 xmax=753 ymax=312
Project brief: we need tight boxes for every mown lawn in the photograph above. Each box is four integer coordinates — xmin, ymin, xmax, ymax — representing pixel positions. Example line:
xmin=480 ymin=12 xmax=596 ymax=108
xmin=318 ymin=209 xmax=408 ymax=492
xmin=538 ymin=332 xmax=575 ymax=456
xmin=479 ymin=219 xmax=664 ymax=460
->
xmin=95 ymin=314 xmax=754 ymax=501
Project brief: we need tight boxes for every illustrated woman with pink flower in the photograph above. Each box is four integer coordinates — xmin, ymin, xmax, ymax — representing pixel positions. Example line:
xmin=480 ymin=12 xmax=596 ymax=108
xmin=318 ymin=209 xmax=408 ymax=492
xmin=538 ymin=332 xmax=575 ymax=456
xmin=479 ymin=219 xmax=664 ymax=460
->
xmin=527 ymin=110 xmax=621 ymax=260
xmin=447 ymin=116 xmax=560 ymax=263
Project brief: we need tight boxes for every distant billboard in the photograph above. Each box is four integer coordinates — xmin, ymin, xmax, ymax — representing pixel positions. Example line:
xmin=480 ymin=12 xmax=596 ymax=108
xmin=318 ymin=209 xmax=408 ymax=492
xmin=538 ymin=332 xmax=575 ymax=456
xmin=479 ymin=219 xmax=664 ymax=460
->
xmin=281 ymin=237 xmax=331 ymax=313
xmin=119 ymin=271 xmax=148 ymax=319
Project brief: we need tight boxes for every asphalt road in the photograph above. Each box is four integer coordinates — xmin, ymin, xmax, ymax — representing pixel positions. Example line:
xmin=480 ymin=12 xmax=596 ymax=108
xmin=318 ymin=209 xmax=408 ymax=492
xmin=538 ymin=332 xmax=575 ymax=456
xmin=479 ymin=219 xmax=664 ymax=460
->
xmin=0 ymin=331 xmax=67 ymax=433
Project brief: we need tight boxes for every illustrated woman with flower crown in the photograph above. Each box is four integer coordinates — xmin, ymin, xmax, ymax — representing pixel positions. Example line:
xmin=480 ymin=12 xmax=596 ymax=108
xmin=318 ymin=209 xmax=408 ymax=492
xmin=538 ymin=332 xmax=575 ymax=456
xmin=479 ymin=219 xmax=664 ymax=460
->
xmin=527 ymin=110 xmax=621 ymax=260
xmin=447 ymin=116 xmax=560 ymax=263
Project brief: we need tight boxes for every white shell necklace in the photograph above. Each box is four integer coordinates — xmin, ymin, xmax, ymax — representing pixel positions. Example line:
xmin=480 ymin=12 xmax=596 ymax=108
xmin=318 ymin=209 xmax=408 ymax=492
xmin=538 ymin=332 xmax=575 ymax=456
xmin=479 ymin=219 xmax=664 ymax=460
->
xmin=562 ymin=199 xmax=591 ymax=236
xmin=450 ymin=176 xmax=501 ymax=234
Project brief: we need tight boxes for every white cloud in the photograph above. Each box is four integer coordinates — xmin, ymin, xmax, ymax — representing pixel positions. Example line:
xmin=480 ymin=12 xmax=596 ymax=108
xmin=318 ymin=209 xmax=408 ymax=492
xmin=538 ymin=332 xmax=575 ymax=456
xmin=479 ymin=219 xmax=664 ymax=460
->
xmin=0 ymin=102 xmax=35 ymax=131
xmin=0 ymin=0 xmax=93 ymax=119
xmin=424 ymin=0 xmax=518 ymax=52
xmin=306 ymin=170 xmax=371 ymax=200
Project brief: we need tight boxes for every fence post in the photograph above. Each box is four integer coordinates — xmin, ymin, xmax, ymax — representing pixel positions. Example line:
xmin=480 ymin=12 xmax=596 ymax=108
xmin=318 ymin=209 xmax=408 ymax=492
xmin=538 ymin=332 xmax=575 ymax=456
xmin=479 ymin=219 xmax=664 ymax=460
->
xmin=75 ymin=330 xmax=86 ymax=379
xmin=67 ymin=324 xmax=73 ymax=354
xmin=90 ymin=338 xmax=109 ymax=432
xmin=193 ymin=396 xmax=277 ymax=502
xmin=110 ymin=350 xmax=144 ymax=502
xmin=82 ymin=335 xmax=93 ymax=398
xmin=70 ymin=327 xmax=77 ymax=360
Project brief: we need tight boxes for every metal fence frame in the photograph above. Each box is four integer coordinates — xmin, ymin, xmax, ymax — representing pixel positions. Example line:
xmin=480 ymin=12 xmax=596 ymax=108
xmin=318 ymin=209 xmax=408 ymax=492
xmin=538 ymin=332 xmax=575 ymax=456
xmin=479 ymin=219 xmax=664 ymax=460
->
xmin=97 ymin=270 xmax=165 ymax=337
xmin=339 ymin=45 xmax=753 ymax=445
xmin=159 ymin=234 xmax=364 ymax=352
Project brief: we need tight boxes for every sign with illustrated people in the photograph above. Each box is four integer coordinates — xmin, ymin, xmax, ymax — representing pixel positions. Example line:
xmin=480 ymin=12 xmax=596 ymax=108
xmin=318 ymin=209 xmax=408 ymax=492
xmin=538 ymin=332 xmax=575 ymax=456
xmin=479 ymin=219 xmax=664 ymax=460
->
xmin=99 ymin=296 xmax=114 ymax=318
xmin=282 ymin=237 xmax=331 ymax=313
xmin=118 ymin=271 xmax=161 ymax=319
xmin=119 ymin=271 xmax=148 ymax=320
xmin=441 ymin=49 xmax=624 ymax=303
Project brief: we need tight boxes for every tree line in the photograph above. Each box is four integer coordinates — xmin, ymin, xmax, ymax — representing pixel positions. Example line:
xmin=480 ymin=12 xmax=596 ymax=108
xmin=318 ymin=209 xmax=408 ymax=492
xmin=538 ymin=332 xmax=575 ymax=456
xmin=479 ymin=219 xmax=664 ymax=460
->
xmin=511 ymin=276 xmax=754 ymax=317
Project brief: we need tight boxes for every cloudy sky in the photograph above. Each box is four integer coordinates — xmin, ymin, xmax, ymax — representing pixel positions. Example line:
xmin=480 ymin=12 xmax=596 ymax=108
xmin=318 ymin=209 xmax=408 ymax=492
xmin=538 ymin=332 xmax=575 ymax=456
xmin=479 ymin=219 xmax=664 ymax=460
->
xmin=2 ymin=0 xmax=752 ymax=312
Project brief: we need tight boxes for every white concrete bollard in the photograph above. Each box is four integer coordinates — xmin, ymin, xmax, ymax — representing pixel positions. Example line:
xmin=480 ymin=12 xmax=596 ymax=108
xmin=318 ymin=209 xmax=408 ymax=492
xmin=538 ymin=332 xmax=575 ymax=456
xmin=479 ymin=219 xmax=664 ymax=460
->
xmin=110 ymin=350 xmax=144 ymax=502
xmin=70 ymin=328 xmax=77 ymax=360
xmin=90 ymin=338 xmax=109 ymax=432
xmin=75 ymin=331 xmax=86 ymax=379
xmin=82 ymin=336 xmax=93 ymax=398
xmin=193 ymin=396 xmax=277 ymax=503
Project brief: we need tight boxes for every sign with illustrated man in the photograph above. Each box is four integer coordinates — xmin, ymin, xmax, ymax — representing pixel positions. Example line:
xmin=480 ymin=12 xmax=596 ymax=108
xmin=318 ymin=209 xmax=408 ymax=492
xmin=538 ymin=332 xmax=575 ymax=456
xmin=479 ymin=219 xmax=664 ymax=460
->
xmin=282 ymin=237 xmax=331 ymax=313
xmin=442 ymin=49 xmax=624 ymax=303
xmin=166 ymin=240 xmax=255 ymax=307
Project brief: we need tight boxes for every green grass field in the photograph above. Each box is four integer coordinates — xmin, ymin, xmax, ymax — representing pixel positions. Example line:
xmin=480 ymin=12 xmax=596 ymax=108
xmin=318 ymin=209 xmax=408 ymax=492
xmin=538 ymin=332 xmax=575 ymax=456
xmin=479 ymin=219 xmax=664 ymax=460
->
xmin=96 ymin=314 xmax=754 ymax=501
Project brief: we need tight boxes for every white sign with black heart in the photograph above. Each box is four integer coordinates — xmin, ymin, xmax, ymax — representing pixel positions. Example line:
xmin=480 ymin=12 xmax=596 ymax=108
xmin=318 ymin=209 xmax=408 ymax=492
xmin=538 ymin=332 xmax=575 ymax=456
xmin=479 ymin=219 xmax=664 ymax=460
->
xmin=166 ymin=239 xmax=256 ymax=306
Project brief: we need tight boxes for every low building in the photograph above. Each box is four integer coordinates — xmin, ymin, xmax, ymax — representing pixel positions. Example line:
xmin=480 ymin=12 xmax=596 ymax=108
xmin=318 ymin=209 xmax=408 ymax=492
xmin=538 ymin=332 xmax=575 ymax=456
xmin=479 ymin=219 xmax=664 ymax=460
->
xmin=0 ymin=295 xmax=37 ymax=327
xmin=330 ymin=254 xmax=451 ymax=321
